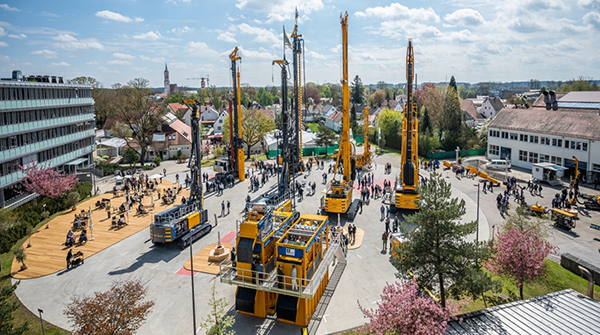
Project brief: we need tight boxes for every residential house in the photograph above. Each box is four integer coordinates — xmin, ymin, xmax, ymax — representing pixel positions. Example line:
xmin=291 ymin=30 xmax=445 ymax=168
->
xmin=213 ymin=111 xmax=228 ymax=135
xmin=167 ymin=103 xmax=192 ymax=126
xmin=303 ymin=105 xmax=323 ymax=122
xmin=321 ymin=98 xmax=333 ymax=106
xmin=462 ymin=111 xmax=475 ymax=127
xmin=144 ymin=119 xmax=192 ymax=161
xmin=487 ymin=91 xmax=600 ymax=181
xmin=325 ymin=110 xmax=342 ymax=132
xmin=480 ymin=96 xmax=504 ymax=119
xmin=322 ymin=104 xmax=337 ymax=118
xmin=460 ymin=100 xmax=479 ymax=125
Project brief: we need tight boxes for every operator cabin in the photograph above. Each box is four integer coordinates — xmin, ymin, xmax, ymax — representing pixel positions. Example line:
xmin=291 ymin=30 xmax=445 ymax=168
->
xmin=487 ymin=91 xmax=600 ymax=183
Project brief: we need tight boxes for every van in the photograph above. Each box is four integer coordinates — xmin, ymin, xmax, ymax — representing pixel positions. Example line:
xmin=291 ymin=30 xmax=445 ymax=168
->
xmin=485 ymin=159 xmax=511 ymax=171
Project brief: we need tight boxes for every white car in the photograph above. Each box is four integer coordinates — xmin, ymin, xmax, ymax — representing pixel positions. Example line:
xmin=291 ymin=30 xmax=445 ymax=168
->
xmin=485 ymin=159 xmax=511 ymax=171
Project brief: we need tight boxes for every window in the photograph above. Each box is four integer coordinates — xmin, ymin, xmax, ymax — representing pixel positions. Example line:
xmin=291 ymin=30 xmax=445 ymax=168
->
xmin=501 ymin=131 xmax=508 ymax=139
xmin=217 ymin=126 xmax=222 ymax=131
xmin=489 ymin=130 xmax=500 ymax=137
xmin=510 ymin=133 xmax=518 ymax=140
xmin=565 ymin=140 xmax=570 ymax=149
xmin=583 ymin=143 xmax=588 ymax=151
xmin=552 ymin=138 xmax=562 ymax=147
xmin=519 ymin=150 xmax=528 ymax=161
xmin=528 ymin=152 xmax=538 ymax=163
xmin=551 ymin=156 xmax=561 ymax=165
xmin=540 ymin=154 xmax=550 ymax=163
xmin=489 ymin=145 xmax=499 ymax=156
xmin=168 ymin=134 xmax=176 ymax=140
xmin=519 ymin=134 xmax=528 ymax=142
xmin=530 ymin=136 xmax=539 ymax=144
xmin=541 ymin=137 xmax=550 ymax=145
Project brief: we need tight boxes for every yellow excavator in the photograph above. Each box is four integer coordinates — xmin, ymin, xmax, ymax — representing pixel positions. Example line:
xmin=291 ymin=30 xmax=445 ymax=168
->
xmin=323 ymin=12 xmax=357 ymax=217
xmin=391 ymin=39 xmax=419 ymax=212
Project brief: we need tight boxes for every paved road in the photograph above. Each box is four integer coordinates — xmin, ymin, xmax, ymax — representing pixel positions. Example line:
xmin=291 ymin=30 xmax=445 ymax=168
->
xmin=14 ymin=153 xmax=597 ymax=334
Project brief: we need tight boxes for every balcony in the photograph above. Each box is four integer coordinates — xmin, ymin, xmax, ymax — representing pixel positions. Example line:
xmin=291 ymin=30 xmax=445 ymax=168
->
xmin=0 ymin=97 xmax=94 ymax=111
xmin=0 ymin=113 xmax=95 ymax=137
xmin=0 ymin=129 xmax=95 ymax=163
xmin=0 ymin=144 xmax=95 ymax=188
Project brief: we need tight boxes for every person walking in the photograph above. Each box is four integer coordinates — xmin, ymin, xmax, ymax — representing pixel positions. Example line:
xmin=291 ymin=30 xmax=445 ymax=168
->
xmin=230 ymin=247 xmax=236 ymax=268
xmin=227 ymin=200 xmax=230 ymax=215
xmin=163 ymin=168 xmax=167 ymax=177
xmin=380 ymin=205 xmax=385 ymax=220
xmin=382 ymin=231 xmax=388 ymax=253
xmin=66 ymin=249 xmax=73 ymax=269
xmin=385 ymin=217 xmax=390 ymax=233
xmin=221 ymin=201 xmax=225 ymax=217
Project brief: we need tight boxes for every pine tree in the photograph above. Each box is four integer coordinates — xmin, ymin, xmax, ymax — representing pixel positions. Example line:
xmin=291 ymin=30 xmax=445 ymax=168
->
xmin=0 ymin=282 xmax=29 ymax=335
xmin=350 ymin=75 xmax=364 ymax=104
xmin=449 ymin=75 xmax=457 ymax=91
xmin=440 ymin=87 xmax=463 ymax=151
xmin=420 ymin=107 xmax=432 ymax=134
xmin=392 ymin=172 xmax=490 ymax=307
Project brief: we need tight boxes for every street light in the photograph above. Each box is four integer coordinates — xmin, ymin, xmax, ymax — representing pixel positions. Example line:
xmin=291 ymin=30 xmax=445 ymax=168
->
xmin=474 ymin=183 xmax=480 ymax=242
xmin=38 ymin=308 xmax=45 ymax=335
xmin=187 ymin=235 xmax=197 ymax=335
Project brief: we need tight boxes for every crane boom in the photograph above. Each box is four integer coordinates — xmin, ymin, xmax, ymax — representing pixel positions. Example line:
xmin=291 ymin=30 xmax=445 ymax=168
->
xmin=228 ymin=47 xmax=245 ymax=182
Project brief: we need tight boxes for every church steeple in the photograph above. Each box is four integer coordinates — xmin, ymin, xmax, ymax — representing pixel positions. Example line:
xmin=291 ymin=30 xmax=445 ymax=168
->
xmin=165 ymin=62 xmax=168 ymax=72
xmin=164 ymin=62 xmax=170 ymax=95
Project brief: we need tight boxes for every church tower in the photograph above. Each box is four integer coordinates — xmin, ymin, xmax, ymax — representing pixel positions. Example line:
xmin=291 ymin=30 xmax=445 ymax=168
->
xmin=164 ymin=63 xmax=170 ymax=95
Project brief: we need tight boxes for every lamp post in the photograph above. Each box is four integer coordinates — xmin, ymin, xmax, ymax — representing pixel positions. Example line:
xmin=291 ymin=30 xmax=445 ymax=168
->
xmin=474 ymin=183 xmax=480 ymax=242
xmin=88 ymin=205 xmax=95 ymax=241
xmin=90 ymin=163 xmax=97 ymax=196
xmin=38 ymin=308 xmax=45 ymax=335
xmin=187 ymin=235 xmax=197 ymax=335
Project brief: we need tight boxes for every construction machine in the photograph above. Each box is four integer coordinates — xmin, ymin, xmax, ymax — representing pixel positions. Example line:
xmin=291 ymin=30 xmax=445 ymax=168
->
xmin=290 ymin=10 xmax=304 ymax=170
xmin=391 ymin=39 xmax=420 ymax=212
xmin=213 ymin=47 xmax=245 ymax=182
xmin=323 ymin=12 xmax=358 ymax=217
xmin=150 ymin=100 xmax=211 ymax=248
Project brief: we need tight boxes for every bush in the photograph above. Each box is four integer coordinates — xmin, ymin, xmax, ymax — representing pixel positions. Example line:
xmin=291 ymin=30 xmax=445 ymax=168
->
xmin=96 ymin=162 xmax=121 ymax=176
xmin=179 ymin=154 xmax=187 ymax=163
xmin=143 ymin=165 xmax=154 ymax=171
xmin=75 ymin=181 xmax=93 ymax=200
xmin=65 ymin=191 xmax=81 ymax=209
xmin=153 ymin=157 xmax=162 ymax=166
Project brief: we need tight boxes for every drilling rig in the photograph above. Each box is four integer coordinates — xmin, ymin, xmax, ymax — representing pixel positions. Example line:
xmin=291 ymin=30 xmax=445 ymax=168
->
xmin=290 ymin=8 xmax=304 ymax=172
xmin=214 ymin=47 xmax=245 ymax=182
xmin=150 ymin=100 xmax=212 ymax=248
xmin=323 ymin=12 xmax=358 ymax=218
xmin=392 ymin=39 xmax=420 ymax=212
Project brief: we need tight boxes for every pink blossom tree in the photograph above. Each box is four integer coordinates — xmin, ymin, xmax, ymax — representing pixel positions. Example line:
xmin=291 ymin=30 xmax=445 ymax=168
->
xmin=485 ymin=227 xmax=558 ymax=299
xmin=20 ymin=162 xmax=79 ymax=198
xmin=358 ymin=280 xmax=463 ymax=335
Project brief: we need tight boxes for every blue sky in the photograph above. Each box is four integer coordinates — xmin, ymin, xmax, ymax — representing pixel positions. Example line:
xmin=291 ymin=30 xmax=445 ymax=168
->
xmin=0 ymin=0 xmax=599 ymax=88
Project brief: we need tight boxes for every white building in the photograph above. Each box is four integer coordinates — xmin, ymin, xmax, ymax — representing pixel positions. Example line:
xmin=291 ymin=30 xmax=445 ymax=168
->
xmin=487 ymin=91 xmax=600 ymax=182
xmin=213 ymin=111 xmax=228 ymax=135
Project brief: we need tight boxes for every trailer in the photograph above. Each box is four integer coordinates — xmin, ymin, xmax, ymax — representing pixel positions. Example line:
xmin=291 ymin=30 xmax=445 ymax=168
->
xmin=532 ymin=163 xmax=567 ymax=186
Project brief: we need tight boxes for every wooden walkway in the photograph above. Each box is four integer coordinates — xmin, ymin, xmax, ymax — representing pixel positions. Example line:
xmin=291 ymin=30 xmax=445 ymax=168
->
xmin=183 ymin=242 xmax=234 ymax=275
xmin=11 ymin=180 xmax=190 ymax=279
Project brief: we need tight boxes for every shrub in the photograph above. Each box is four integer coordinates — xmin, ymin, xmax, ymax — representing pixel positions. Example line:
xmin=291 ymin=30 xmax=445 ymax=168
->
xmin=96 ymin=162 xmax=121 ymax=176
xmin=179 ymin=154 xmax=187 ymax=162
xmin=65 ymin=191 xmax=81 ymax=209
xmin=143 ymin=165 xmax=154 ymax=171
xmin=153 ymin=157 xmax=162 ymax=166
xmin=14 ymin=246 xmax=27 ymax=266
xmin=75 ymin=181 xmax=93 ymax=200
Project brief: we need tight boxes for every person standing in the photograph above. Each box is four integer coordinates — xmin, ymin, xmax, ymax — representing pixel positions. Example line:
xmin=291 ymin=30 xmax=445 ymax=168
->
xmin=380 ymin=205 xmax=385 ymax=220
xmin=163 ymin=168 xmax=167 ymax=177
xmin=277 ymin=265 xmax=284 ymax=289
xmin=227 ymin=200 xmax=230 ymax=215
xmin=230 ymin=247 xmax=236 ymax=268
xmin=291 ymin=266 xmax=298 ymax=291
xmin=66 ymin=249 xmax=73 ymax=269
xmin=176 ymin=174 xmax=179 ymax=185
xmin=221 ymin=201 xmax=225 ymax=217
xmin=382 ymin=231 xmax=388 ymax=253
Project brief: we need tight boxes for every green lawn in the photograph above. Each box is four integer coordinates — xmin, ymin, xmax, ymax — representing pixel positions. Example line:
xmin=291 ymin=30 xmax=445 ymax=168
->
xmin=459 ymin=259 xmax=600 ymax=313
xmin=307 ymin=123 xmax=319 ymax=132
xmin=1 ymin=213 xmax=71 ymax=334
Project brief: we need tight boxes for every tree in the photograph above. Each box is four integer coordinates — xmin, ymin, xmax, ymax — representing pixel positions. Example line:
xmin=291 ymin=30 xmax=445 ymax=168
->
xmin=14 ymin=246 xmax=27 ymax=269
xmin=370 ymin=90 xmax=386 ymax=107
xmin=420 ymin=107 xmax=432 ymax=134
xmin=449 ymin=75 xmax=457 ymax=91
xmin=93 ymin=88 xmax=118 ymax=128
xmin=165 ymin=92 xmax=184 ymax=104
xmin=315 ymin=122 xmax=337 ymax=157
xmin=327 ymin=83 xmax=343 ymax=108
xmin=376 ymin=108 xmax=403 ymax=150
xmin=418 ymin=129 xmax=440 ymax=157
xmin=19 ymin=162 xmax=78 ymax=198
xmin=303 ymin=86 xmax=321 ymax=106
xmin=350 ymin=75 xmax=365 ymax=104
xmin=223 ymin=109 xmax=275 ymax=159
xmin=485 ymin=227 xmax=557 ymax=299
xmin=112 ymin=78 xmax=166 ymax=164
xmin=392 ymin=172 xmax=490 ymax=307
xmin=457 ymin=85 xmax=467 ymax=99
xmin=0 ymin=282 xmax=29 ymax=335
xmin=385 ymin=87 xmax=395 ymax=100
xmin=376 ymin=81 xmax=387 ymax=90
xmin=64 ymin=279 xmax=155 ymax=335
xmin=199 ymin=282 xmax=235 ymax=335
xmin=358 ymin=280 xmax=462 ymax=335
xmin=415 ymin=84 xmax=443 ymax=132
xmin=318 ymin=84 xmax=331 ymax=98
xmin=198 ymin=88 xmax=209 ymax=105
xmin=440 ymin=87 xmax=463 ymax=150
xmin=558 ymin=77 xmax=599 ymax=92
xmin=68 ymin=76 xmax=101 ymax=88
xmin=65 ymin=191 xmax=81 ymax=209
xmin=123 ymin=148 xmax=140 ymax=167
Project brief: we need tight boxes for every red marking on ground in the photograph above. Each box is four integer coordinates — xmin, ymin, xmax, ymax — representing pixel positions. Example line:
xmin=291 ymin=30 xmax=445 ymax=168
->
xmin=221 ymin=231 xmax=236 ymax=244
xmin=175 ymin=267 xmax=198 ymax=276
xmin=353 ymin=178 xmax=392 ymax=193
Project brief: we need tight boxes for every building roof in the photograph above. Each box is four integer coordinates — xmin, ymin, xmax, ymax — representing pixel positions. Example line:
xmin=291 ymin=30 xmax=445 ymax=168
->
xmin=97 ymin=137 xmax=126 ymax=148
xmin=168 ymin=119 xmax=192 ymax=143
xmin=489 ymin=105 xmax=600 ymax=140
xmin=167 ymin=103 xmax=190 ymax=118
xmin=560 ymin=91 xmax=600 ymax=103
xmin=448 ymin=289 xmax=600 ymax=334
xmin=486 ymin=96 xmax=505 ymax=112
xmin=326 ymin=110 xmax=343 ymax=124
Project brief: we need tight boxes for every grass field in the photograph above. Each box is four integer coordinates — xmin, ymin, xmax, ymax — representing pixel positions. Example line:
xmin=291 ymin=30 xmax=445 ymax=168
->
xmin=1 ymin=213 xmax=70 ymax=335
xmin=307 ymin=123 xmax=320 ymax=132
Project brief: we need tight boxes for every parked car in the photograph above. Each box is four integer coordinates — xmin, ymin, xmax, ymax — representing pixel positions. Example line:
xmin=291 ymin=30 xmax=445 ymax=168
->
xmin=485 ymin=159 xmax=511 ymax=171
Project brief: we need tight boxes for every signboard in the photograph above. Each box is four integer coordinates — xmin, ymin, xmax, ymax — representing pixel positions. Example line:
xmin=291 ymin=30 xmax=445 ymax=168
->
xmin=278 ymin=246 xmax=303 ymax=258
xmin=183 ymin=100 xmax=196 ymax=105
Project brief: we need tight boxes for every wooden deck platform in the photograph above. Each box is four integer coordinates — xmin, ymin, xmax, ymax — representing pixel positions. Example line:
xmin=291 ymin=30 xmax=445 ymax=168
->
xmin=183 ymin=242 xmax=234 ymax=275
xmin=11 ymin=181 xmax=190 ymax=279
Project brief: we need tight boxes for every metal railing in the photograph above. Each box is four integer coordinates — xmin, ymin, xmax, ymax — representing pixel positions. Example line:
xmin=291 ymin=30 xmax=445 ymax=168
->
xmin=219 ymin=237 xmax=343 ymax=299
xmin=4 ymin=192 xmax=40 ymax=209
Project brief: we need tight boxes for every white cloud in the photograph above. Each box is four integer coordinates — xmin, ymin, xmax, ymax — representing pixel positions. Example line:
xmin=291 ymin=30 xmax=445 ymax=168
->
xmin=0 ymin=41 xmax=7 ymax=47
xmin=578 ymin=0 xmax=600 ymax=9
xmin=523 ymin=0 xmax=567 ymax=11
xmin=86 ymin=61 xmax=99 ymax=65
xmin=238 ymin=46 xmax=276 ymax=59
xmin=107 ymin=60 xmax=131 ymax=65
xmin=113 ymin=52 xmax=135 ymax=59
xmin=132 ymin=31 xmax=161 ymax=40
xmin=53 ymin=34 xmax=104 ymax=50
xmin=238 ymin=23 xmax=279 ymax=44
xmin=95 ymin=10 xmax=142 ymax=23
xmin=307 ymin=51 xmax=326 ymax=59
xmin=140 ymin=55 xmax=166 ymax=62
xmin=446 ymin=29 xmax=479 ymax=43
xmin=171 ymin=26 xmax=193 ymax=34
xmin=484 ymin=44 xmax=514 ymax=54
xmin=31 ymin=49 xmax=57 ymax=58
xmin=0 ymin=27 xmax=4 ymax=36
xmin=355 ymin=3 xmax=440 ymax=23
xmin=507 ymin=18 xmax=544 ymax=33
xmin=51 ymin=61 xmax=70 ymax=66
xmin=217 ymin=31 xmax=237 ymax=43
xmin=234 ymin=0 xmax=324 ymax=22
xmin=584 ymin=11 xmax=600 ymax=30
xmin=8 ymin=33 xmax=27 ymax=39
xmin=0 ymin=55 xmax=9 ymax=61
xmin=444 ymin=9 xmax=485 ymax=26
xmin=0 ymin=4 xmax=19 ymax=11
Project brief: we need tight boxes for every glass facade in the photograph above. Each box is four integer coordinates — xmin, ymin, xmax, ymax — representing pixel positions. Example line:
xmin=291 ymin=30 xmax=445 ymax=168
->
xmin=0 ymin=79 xmax=96 ymax=207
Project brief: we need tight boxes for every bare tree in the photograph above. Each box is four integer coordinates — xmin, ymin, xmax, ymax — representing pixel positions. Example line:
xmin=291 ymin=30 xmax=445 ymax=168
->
xmin=64 ymin=279 xmax=155 ymax=335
